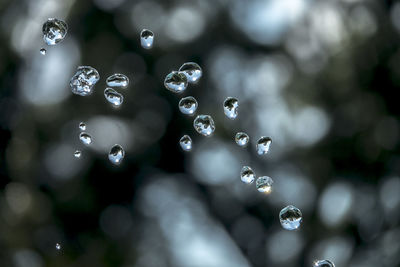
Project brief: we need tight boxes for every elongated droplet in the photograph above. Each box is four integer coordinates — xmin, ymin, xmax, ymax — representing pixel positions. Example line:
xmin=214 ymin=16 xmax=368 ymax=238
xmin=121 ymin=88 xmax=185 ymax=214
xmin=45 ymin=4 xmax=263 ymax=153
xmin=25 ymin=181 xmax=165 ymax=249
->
xmin=279 ymin=205 xmax=302 ymax=230
xmin=164 ymin=71 xmax=188 ymax=93
xmin=313 ymin=260 xmax=335 ymax=267
xmin=240 ymin=166 xmax=255 ymax=184
xmin=55 ymin=243 xmax=61 ymax=250
xmin=70 ymin=66 xmax=100 ymax=96
xmin=106 ymin=73 xmax=129 ymax=88
xmin=256 ymin=176 xmax=273 ymax=194
xmin=104 ymin=88 xmax=124 ymax=106
xmin=179 ymin=62 xmax=202 ymax=83
xmin=223 ymin=97 xmax=239 ymax=119
xmin=40 ymin=48 xmax=46 ymax=55
xmin=235 ymin=132 xmax=249 ymax=147
xmin=179 ymin=96 xmax=198 ymax=115
xmin=74 ymin=150 xmax=81 ymax=158
xmin=140 ymin=29 xmax=154 ymax=49
xmin=42 ymin=18 xmax=68 ymax=45
xmin=193 ymin=115 xmax=215 ymax=137
xmin=79 ymin=132 xmax=92 ymax=145
xmin=179 ymin=135 xmax=192 ymax=151
xmin=79 ymin=122 xmax=86 ymax=131
xmin=108 ymin=144 xmax=125 ymax=165
xmin=256 ymin=136 xmax=272 ymax=155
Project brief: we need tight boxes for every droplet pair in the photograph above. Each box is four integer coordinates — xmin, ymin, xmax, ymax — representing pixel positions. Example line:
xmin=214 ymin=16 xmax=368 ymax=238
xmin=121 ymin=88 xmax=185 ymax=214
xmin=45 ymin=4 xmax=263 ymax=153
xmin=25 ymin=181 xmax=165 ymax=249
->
xmin=164 ymin=62 xmax=202 ymax=93
xmin=104 ymin=73 xmax=129 ymax=107
xmin=240 ymin=166 xmax=273 ymax=193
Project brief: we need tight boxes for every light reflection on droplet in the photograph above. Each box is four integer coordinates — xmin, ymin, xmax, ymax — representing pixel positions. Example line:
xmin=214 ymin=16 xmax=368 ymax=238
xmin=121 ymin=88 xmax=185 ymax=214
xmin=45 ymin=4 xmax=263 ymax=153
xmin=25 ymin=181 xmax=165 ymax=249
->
xmin=79 ymin=122 xmax=86 ymax=131
xmin=55 ymin=243 xmax=61 ymax=250
xmin=193 ymin=115 xmax=215 ymax=137
xmin=104 ymin=88 xmax=124 ymax=107
xmin=256 ymin=176 xmax=273 ymax=194
xmin=235 ymin=132 xmax=249 ymax=147
xmin=179 ymin=96 xmax=198 ymax=115
xmin=70 ymin=66 xmax=100 ymax=96
xmin=164 ymin=71 xmax=188 ymax=93
xmin=313 ymin=259 xmax=335 ymax=267
xmin=74 ymin=150 xmax=81 ymax=158
xmin=39 ymin=48 xmax=46 ymax=55
xmin=223 ymin=97 xmax=239 ymax=119
xmin=240 ymin=166 xmax=255 ymax=184
xmin=108 ymin=144 xmax=125 ymax=165
xmin=140 ymin=29 xmax=154 ymax=49
xmin=42 ymin=18 xmax=68 ymax=46
xmin=79 ymin=132 xmax=92 ymax=145
xmin=179 ymin=62 xmax=202 ymax=83
xmin=106 ymin=73 xmax=129 ymax=88
xmin=179 ymin=135 xmax=193 ymax=151
xmin=256 ymin=136 xmax=272 ymax=155
xmin=279 ymin=205 xmax=302 ymax=230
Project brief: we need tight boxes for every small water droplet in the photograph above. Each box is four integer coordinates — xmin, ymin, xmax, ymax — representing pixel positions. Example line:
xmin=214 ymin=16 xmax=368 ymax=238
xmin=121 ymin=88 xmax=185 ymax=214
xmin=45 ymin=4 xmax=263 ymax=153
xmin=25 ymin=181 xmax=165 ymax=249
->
xmin=279 ymin=205 xmax=302 ymax=230
xmin=193 ymin=115 xmax=215 ymax=137
xmin=40 ymin=48 xmax=46 ymax=55
xmin=223 ymin=97 xmax=239 ymax=119
xmin=140 ymin=29 xmax=154 ymax=49
xmin=42 ymin=18 xmax=68 ymax=45
xmin=164 ymin=71 xmax=188 ymax=93
xmin=104 ymin=88 xmax=124 ymax=107
xmin=55 ymin=243 xmax=61 ymax=250
xmin=256 ymin=136 xmax=272 ymax=155
xmin=79 ymin=132 xmax=92 ymax=145
xmin=74 ymin=150 xmax=81 ymax=158
xmin=313 ymin=260 xmax=335 ymax=267
xmin=240 ymin=166 xmax=255 ymax=184
xmin=256 ymin=176 xmax=273 ymax=194
xmin=108 ymin=144 xmax=125 ymax=165
xmin=70 ymin=66 xmax=100 ymax=96
xmin=79 ymin=122 xmax=86 ymax=131
xmin=235 ymin=132 xmax=249 ymax=147
xmin=179 ymin=135 xmax=192 ymax=151
xmin=179 ymin=96 xmax=198 ymax=115
xmin=106 ymin=73 xmax=129 ymax=88
xmin=179 ymin=62 xmax=202 ymax=83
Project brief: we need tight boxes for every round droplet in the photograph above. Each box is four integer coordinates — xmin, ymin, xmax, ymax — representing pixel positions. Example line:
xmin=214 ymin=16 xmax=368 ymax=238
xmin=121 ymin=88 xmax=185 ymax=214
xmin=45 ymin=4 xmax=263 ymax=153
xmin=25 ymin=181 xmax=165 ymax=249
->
xmin=74 ymin=150 xmax=81 ymax=158
xmin=70 ymin=66 xmax=100 ymax=96
xmin=193 ymin=115 xmax=215 ymax=137
xmin=164 ymin=71 xmax=188 ymax=93
xmin=79 ymin=132 xmax=92 ymax=145
xmin=256 ymin=136 xmax=272 ymax=155
xmin=313 ymin=260 xmax=335 ymax=267
xmin=42 ymin=18 xmax=68 ymax=45
xmin=108 ymin=144 xmax=125 ymax=165
xmin=179 ymin=96 xmax=198 ymax=115
xmin=179 ymin=135 xmax=192 ymax=151
xmin=79 ymin=122 xmax=86 ymax=131
xmin=140 ymin=29 xmax=154 ymax=49
xmin=179 ymin=62 xmax=202 ymax=83
xmin=55 ymin=243 xmax=61 ymax=250
xmin=104 ymin=88 xmax=124 ymax=107
xmin=235 ymin=132 xmax=249 ymax=147
xmin=40 ymin=48 xmax=46 ymax=55
xmin=279 ymin=205 xmax=302 ymax=230
xmin=240 ymin=166 xmax=255 ymax=184
xmin=256 ymin=176 xmax=273 ymax=194
xmin=106 ymin=73 xmax=129 ymax=88
xmin=223 ymin=97 xmax=239 ymax=119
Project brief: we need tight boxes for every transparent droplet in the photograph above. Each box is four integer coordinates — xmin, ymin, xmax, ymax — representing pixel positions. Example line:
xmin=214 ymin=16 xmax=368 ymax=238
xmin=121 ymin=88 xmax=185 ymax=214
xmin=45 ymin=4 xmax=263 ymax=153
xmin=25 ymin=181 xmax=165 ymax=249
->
xmin=256 ymin=176 xmax=273 ymax=194
xmin=235 ymin=132 xmax=249 ymax=147
xmin=179 ymin=96 xmax=198 ymax=115
xmin=193 ymin=115 xmax=215 ymax=137
xmin=108 ymin=144 xmax=125 ymax=165
xmin=256 ymin=136 xmax=272 ymax=155
xmin=40 ymin=48 xmax=46 ymax=55
xmin=179 ymin=62 xmax=202 ymax=83
xmin=79 ymin=122 xmax=86 ymax=131
xmin=179 ymin=135 xmax=192 ymax=151
xmin=106 ymin=73 xmax=129 ymax=88
xmin=279 ymin=205 xmax=302 ymax=230
xmin=140 ymin=29 xmax=154 ymax=49
xmin=79 ymin=132 xmax=92 ymax=145
xmin=104 ymin=88 xmax=124 ymax=107
xmin=55 ymin=243 xmax=61 ymax=250
xmin=313 ymin=260 xmax=335 ymax=267
xmin=74 ymin=150 xmax=81 ymax=158
xmin=70 ymin=66 xmax=100 ymax=96
xmin=223 ymin=97 xmax=239 ymax=119
xmin=164 ymin=71 xmax=188 ymax=93
xmin=240 ymin=166 xmax=255 ymax=184
xmin=42 ymin=18 xmax=68 ymax=45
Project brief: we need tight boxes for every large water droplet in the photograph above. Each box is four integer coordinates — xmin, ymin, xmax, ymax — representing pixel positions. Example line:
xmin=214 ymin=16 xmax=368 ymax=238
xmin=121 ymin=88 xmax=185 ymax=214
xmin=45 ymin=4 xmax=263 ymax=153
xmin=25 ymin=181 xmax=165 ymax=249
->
xmin=79 ymin=132 xmax=92 ymax=145
xmin=279 ymin=205 xmax=302 ymax=230
xmin=193 ymin=115 xmax=215 ymax=137
xmin=235 ymin=132 xmax=249 ymax=147
xmin=55 ymin=243 xmax=61 ymax=250
xmin=179 ymin=135 xmax=192 ymax=151
xmin=179 ymin=62 xmax=202 ymax=83
xmin=313 ymin=260 xmax=335 ymax=267
xmin=256 ymin=176 xmax=273 ymax=194
xmin=164 ymin=71 xmax=188 ymax=93
xmin=256 ymin=136 xmax=272 ymax=155
xmin=108 ymin=144 xmax=125 ymax=165
xmin=79 ymin=122 xmax=86 ymax=131
xmin=74 ymin=150 xmax=82 ymax=158
xmin=42 ymin=18 xmax=68 ymax=45
xmin=70 ymin=66 xmax=100 ymax=96
xmin=179 ymin=96 xmax=198 ymax=115
xmin=140 ymin=29 xmax=154 ymax=49
xmin=240 ymin=166 xmax=255 ymax=184
xmin=223 ymin=97 xmax=239 ymax=119
xmin=106 ymin=73 xmax=129 ymax=88
xmin=40 ymin=48 xmax=46 ymax=55
xmin=104 ymin=88 xmax=124 ymax=107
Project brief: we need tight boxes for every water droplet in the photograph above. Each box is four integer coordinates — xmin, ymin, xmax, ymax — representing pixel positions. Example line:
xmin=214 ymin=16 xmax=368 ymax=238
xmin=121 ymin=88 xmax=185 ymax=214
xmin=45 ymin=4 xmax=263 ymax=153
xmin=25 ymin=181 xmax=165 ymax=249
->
xmin=42 ymin=18 xmax=68 ymax=45
xmin=313 ymin=260 xmax=335 ymax=267
xmin=106 ymin=73 xmax=129 ymax=88
xmin=40 ymin=48 xmax=46 ymax=55
xmin=223 ymin=97 xmax=239 ymax=119
xmin=240 ymin=166 xmax=255 ymax=184
xmin=74 ymin=150 xmax=82 ymax=158
xmin=179 ymin=62 xmax=202 ymax=83
xmin=279 ymin=205 xmax=302 ymax=230
xmin=79 ymin=122 xmax=86 ymax=131
xmin=179 ymin=135 xmax=192 ymax=151
xmin=256 ymin=176 xmax=273 ymax=194
xmin=164 ymin=71 xmax=188 ymax=93
xmin=235 ymin=132 xmax=249 ymax=147
xmin=140 ymin=29 xmax=154 ymax=49
xmin=104 ymin=88 xmax=124 ymax=107
xmin=256 ymin=136 xmax=272 ymax=155
xmin=55 ymin=243 xmax=61 ymax=250
xmin=108 ymin=144 xmax=125 ymax=165
xmin=70 ymin=66 xmax=100 ymax=96
xmin=79 ymin=132 xmax=92 ymax=145
xmin=179 ymin=96 xmax=198 ymax=115
xmin=193 ymin=115 xmax=215 ymax=137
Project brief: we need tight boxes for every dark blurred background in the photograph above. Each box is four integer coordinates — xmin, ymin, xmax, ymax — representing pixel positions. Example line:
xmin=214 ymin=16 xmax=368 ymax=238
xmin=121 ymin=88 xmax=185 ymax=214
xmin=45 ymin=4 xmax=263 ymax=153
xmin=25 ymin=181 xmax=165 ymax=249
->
xmin=1 ymin=0 xmax=400 ymax=266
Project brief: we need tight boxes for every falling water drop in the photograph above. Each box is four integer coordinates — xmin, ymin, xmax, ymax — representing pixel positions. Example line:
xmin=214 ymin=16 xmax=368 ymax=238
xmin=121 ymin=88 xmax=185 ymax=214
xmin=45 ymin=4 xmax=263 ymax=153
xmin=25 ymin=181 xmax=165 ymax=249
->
xmin=179 ymin=135 xmax=193 ymax=151
xmin=70 ymin=66 xmax=100 ymax=96
xmin=256 ymin=176 xmax=273 ymax=194
xmin=106 ymin=73 xmax=129 ymax=88
xmin=179 ymin=62 xmax=202 ymax=83
xmin=193 ymin=115 xmax=215 ymax=137
xmin=164 ymin=71 xmax=188 ymax=93
xmin=140 ymin=29 xmax=154 ymax=49
xmin=179 ymin=96 xmax=198 ymax=115
xmin=256 ymin=136 xmax=272 ymax=155
xmin=240 ymin=166 xmax=255 ymax=184
xmin=313 ymin=260 xmax=335 ymax=267
xmin=104 ymin=88 xmax=124 ymax=107
xmin=79 ymin=122 xmax=86 ymax=131
xmin=279 ymin=205 xmax=302 ymax=230
xmin=108 ymin=144 xmax=125 ymax=165
xmin=79 ymin=132 xmax=92 ymax=145
xmin=223 ymin=97 xmax=239 ymax=119
xmin=235 ymin=132 xmax=249 ymax=147
xmin=55 ymin=243 xmax=61 ymax=250
xmin=40 ymin=48 xmax=46 ymax=55
xmin=42 ymin=18 xmax=68 ymax=45
xmin=74 ymin=150 xmax=82 ymax=158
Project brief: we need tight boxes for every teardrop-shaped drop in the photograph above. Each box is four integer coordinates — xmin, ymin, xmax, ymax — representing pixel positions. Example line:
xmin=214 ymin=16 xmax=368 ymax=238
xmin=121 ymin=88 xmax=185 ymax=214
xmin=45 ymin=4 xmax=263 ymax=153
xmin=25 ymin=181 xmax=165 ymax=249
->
xmin=108 ymin=144 xmax=125 ymax=165
xmin=140 ymin=29 xmax=154 ymax=49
